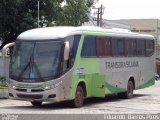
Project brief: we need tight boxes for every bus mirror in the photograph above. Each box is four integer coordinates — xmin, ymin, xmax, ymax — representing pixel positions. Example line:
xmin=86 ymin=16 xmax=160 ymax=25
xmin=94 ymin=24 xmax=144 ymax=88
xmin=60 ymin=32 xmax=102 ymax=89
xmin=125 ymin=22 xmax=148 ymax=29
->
xmin=2 ymin=42 xmax=15 ymax=82
xmin=2 ymin=42 xmax=15 ymax=59
xmin=64 ymin=41 xmax=70 ymax=60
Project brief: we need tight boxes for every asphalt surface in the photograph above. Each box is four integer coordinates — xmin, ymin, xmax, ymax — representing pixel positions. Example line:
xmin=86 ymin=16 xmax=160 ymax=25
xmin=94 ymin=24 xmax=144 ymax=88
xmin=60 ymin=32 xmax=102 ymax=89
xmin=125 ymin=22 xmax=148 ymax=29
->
xmin=0 ymin=81 xmax=160 ymax=114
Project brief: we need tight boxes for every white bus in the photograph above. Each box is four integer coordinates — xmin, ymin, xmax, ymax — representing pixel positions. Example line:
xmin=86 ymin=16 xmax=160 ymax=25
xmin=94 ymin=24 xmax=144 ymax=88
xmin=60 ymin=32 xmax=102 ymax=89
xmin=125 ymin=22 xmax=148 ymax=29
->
xmin=3 ymin=26 xmax=155 ymax=107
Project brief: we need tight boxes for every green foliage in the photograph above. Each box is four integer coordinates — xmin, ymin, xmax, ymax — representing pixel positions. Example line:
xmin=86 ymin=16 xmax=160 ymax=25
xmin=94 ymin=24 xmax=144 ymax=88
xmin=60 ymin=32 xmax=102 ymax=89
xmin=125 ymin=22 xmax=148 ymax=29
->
xmin=57 ymin=0 xmax=95 ymax=26
xmin=0 ymin=0 xmax=62 ymax=49
xmin=0 ymin=0 xmax=96 ymax=49
xmin=0 ymin=83 xmax=8 ymax=89
xmin=0 ymin=76 xmax=5 ymax=80
xmin=0 ymin=76 xmax=7 ymax=89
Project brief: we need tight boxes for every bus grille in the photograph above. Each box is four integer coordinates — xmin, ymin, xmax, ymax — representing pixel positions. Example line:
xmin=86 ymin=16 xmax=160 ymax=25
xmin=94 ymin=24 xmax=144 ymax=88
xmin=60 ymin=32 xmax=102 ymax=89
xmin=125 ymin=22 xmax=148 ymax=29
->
xmin=16 ymin=88 xmax=27 ymax=92
xmin=15 ymin=88 xmax=44 ymax=92
xmin=17 ymin=94 xmax=43 ymax=99
xmin=31 ymin=89 xmax=44 ymax=92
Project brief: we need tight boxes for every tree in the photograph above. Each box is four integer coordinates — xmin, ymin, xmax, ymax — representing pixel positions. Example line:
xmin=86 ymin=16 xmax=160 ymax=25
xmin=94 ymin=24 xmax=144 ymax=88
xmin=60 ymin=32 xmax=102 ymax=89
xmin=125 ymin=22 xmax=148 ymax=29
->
xmin=0 ymin=0 xmax=20 ymax=49
xmin=0 ymin=0 xmax=63 ymax=49
xmin=0 ymin=0 xmax=97 ymax=49
xmin=57 ymin=0 xmax=96 ymax=26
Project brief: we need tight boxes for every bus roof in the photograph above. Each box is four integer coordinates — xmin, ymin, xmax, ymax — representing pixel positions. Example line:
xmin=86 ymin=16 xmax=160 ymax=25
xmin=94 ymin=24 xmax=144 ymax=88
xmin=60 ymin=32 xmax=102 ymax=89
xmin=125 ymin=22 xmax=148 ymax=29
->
xmin=17 ymin=26 xmax=154 ymax=40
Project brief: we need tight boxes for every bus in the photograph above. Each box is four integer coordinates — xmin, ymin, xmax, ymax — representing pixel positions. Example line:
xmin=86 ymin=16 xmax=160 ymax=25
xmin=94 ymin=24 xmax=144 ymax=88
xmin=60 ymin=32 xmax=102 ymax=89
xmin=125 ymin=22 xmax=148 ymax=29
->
xmin=4 ymin=26 xmax=155 ymax=107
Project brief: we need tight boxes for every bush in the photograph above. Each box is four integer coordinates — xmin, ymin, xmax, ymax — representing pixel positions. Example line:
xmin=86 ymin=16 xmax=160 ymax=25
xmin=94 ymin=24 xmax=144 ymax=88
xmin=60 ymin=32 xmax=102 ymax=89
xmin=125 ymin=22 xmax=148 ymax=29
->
xmin=0 ymin=76 xmax=6 ymax=83
xmin=0 ymin=76 xmax=8 ymax=89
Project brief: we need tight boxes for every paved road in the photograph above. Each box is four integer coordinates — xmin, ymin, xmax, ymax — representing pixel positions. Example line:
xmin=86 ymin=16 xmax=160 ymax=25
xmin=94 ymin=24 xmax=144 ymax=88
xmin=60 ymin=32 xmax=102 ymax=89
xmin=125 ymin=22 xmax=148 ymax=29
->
xmin=0 ymin=81 xmax=160 ymax=114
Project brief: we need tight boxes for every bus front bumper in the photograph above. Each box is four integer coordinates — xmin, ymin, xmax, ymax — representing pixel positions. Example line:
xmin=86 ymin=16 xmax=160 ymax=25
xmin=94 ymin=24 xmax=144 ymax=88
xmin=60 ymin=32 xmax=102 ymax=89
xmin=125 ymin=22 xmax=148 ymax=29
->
xmin=8 ymin=86 xmax=66 ymax=102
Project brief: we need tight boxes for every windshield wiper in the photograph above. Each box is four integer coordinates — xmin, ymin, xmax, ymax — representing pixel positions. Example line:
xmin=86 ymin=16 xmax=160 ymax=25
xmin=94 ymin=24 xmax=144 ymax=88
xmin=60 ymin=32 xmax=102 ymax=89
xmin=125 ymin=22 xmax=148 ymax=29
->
xmin=17 ymin=56 xmax=32 ymax=81
xmin=17 ymin=42 xmax=44 ymax=81
xmin=29 ymin=55 xmax=44 ymax=81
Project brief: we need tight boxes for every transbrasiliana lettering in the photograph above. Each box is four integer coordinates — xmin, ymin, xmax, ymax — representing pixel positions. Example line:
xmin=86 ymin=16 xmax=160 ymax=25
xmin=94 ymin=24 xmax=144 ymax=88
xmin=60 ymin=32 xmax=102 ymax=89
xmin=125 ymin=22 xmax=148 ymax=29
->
xmin=106 ymin=61 xmax=139 ymax=69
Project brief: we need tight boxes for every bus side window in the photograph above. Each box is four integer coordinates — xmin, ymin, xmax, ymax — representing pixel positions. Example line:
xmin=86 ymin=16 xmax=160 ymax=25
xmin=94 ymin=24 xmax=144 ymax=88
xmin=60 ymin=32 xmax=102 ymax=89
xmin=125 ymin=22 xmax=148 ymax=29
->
xmin=62 ymin=35 xmax=81 ymax=73
xmin=96 ymin=37 xmax=112 ymax=57
xmin=146 ymin=40 xmax=154 ymax=56
xmin=63 ymin=52 xmax=72 ymax=72
xmin=72 ymin=35 xmax=81 ymax=59
xmin=81 ymin=36 xmax=96 ymax=57
xmin=112 ymin=37 xmax=125 ymax=56
xmin=126 ymin=38 xmax=137 ymax=57
xmin=137 ymin=39 xmax=145 ymax=56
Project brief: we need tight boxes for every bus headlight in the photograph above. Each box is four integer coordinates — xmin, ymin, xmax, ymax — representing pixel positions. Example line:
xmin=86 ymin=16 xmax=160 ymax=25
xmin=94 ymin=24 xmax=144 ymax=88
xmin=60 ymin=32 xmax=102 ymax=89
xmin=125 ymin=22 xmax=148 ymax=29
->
xmin=10 ymin=84 xmax=17 ymax=89
xmin=12 ymin=85 xmax=16 ymax=89
xmin=44 ymin=81 xmax=62 ymax=90
xmin=45 ymin=85 xmax=55 ymax=90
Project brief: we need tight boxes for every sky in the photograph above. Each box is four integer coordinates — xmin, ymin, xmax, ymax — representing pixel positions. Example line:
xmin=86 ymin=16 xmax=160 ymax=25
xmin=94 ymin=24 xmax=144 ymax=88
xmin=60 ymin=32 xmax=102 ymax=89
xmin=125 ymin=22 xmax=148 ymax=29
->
xmin=94 ymin=0 xmax=160 ymax=20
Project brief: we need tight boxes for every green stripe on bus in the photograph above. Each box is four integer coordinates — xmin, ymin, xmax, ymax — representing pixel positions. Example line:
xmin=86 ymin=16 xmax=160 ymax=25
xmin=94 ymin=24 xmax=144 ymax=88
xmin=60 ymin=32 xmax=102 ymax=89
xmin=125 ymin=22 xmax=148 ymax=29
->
xmin=136 ymin=77 xmax=155 ymax=89
xmin=105 ymin=82 xmax=126 ymax=94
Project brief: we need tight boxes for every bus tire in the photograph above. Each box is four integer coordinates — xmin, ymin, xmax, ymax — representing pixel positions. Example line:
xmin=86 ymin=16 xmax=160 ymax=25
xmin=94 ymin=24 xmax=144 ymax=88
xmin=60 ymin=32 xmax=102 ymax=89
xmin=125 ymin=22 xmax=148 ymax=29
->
xmin=72 ymin=86 xmax=84 ymax=108
xmin=31 ymin=101 xmax=42 ymax=106
xmin=118 ymin=80 xmax=134 ymax=99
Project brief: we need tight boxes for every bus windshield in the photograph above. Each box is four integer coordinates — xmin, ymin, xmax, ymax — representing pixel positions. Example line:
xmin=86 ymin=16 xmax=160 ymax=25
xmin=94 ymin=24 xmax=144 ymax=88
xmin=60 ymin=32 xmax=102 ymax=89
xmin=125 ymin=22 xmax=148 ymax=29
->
xmin=10 ymin=40 xmax=62 ymax=82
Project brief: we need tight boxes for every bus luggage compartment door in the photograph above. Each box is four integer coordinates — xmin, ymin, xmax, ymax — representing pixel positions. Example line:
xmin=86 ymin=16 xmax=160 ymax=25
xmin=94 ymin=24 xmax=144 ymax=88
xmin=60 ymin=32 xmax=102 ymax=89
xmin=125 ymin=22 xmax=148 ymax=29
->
xmin=91 ymin=74 xmax=105 ymax=97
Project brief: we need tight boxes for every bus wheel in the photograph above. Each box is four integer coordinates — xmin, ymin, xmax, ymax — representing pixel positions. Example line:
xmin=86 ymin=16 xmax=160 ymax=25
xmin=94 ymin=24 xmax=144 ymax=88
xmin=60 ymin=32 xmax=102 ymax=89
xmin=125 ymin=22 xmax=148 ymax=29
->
xmin=126 ymin=80 xmax=134 ymax=98
xmin=118 ymin=80 xmax=134 ymax=99
xmin=31 ymin=101 xmax=42 ymax=106
xmin=72 ymin=86 xmax=84 ymax=108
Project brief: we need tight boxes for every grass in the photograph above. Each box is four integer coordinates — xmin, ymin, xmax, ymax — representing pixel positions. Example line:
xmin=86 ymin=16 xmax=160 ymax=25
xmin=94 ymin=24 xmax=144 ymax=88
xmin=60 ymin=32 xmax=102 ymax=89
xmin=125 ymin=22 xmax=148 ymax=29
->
xmin=0 ymin=76 xmax=8 ymax=89
xmin=0 ymin=83 xmax=8 ymax=89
